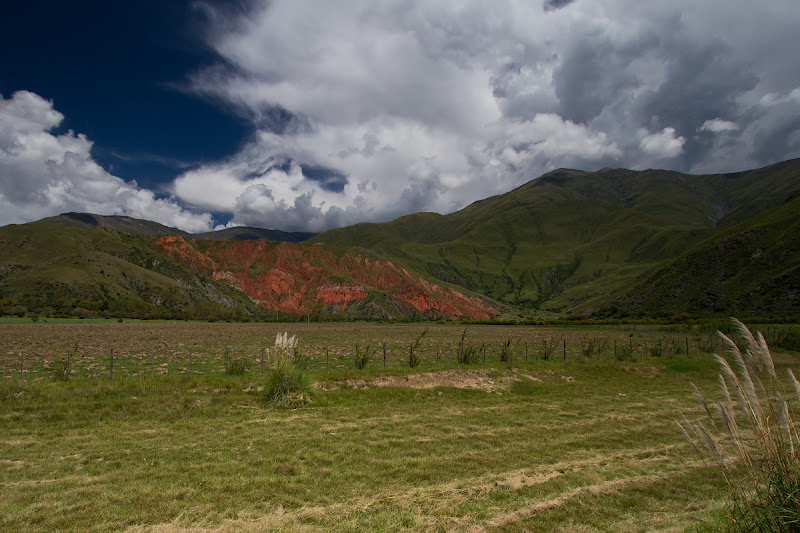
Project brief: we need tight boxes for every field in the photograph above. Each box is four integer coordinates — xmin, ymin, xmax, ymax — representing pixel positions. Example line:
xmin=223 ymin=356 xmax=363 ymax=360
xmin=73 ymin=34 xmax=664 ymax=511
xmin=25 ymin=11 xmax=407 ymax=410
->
xmin=2 ymin=320 xmax=791 ymax=531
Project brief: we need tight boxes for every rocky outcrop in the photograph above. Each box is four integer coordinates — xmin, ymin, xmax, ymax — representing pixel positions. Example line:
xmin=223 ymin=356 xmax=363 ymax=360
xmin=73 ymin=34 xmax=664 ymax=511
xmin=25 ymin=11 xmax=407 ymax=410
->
xmin=152 ymin=236 xmax=497 ymax=320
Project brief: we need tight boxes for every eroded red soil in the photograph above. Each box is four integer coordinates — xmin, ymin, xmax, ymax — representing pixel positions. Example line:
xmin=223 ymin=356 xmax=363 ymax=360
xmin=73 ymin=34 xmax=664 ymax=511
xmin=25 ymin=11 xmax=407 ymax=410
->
xmin=152 ymin=236 xmax=496 ymax=319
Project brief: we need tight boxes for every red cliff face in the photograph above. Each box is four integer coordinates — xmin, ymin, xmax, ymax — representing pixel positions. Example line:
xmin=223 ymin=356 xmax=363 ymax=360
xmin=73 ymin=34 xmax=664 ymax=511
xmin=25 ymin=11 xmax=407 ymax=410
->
xmin=152 ymin=236 xmax=497 ymax=320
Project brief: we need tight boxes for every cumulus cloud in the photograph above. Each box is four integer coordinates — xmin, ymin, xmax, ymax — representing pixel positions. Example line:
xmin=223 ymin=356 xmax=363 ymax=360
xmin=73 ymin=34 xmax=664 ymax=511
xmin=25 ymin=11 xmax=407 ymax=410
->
xmin=0 ymin=91 xmax=213 ymax=232
xmin=10 ymin=1 xmax=794 ymax=232
xmin=172 ymin=0 xmax=800 ymax=231
xmin=639 ymin=128 xmax=686 ymax=159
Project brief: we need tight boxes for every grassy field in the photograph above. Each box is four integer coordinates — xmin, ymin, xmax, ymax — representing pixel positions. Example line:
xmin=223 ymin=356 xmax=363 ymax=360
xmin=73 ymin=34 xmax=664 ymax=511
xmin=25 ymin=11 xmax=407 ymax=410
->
xmin=2 ymin=321 xmax=793 ymax=531
xmin=0 ymin=321 xmax=724 ymax=381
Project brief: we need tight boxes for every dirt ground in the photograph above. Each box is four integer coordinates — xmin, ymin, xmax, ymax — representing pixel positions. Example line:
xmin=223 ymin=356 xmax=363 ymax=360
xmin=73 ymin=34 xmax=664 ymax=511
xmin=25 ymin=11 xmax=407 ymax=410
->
xmin=315 ymin=368 xmax=561 ymax=392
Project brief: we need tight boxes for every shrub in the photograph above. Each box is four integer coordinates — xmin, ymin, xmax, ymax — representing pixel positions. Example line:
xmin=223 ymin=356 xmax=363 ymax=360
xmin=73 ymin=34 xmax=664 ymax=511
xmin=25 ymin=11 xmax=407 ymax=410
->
xmin=457 ymin=329 xmax=480 ymax=364
xmin=262 ymin=365 xmax=313 ymax=408
xmin=499 ymin=338 xmax=514 ymax=363
xmin=581 ymin=339 xmax=596 ymax=358
xmin=228 ymin=358 xmax=250 ymax=376
xmin=263 ymin=332 xmax=313 ymax=408
xmin=678 ymin=318 xmax=800 ymax=531
xmin=615 ymin=344 xmax=636 ymax=362
xmin=542 ymin=338 xmax=560 ymax=361
xmin=354 ymin=345 xmax=374 ymax=370
xmin=408 ymin=328 xmax=428 ymax=368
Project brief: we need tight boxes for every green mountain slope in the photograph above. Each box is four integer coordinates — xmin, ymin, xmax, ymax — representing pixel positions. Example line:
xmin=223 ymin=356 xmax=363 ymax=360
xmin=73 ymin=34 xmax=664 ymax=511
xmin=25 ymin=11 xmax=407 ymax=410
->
xmin=38 ymin=212 xmax=191 ymax=237
xmin=0 ymin=222 xmax=497 ymax=321
xmin=38 ymin=213 xmax=315 ymax=243
xmin=193 ymin=226 xmax=316 ymax=243
xmin=0 ymin=223 xmax=260 ymax=318
xmin=596 ymin=192 xmax=800 ymax=318
xmin=311 ymin=159 xmax=800 ymax=315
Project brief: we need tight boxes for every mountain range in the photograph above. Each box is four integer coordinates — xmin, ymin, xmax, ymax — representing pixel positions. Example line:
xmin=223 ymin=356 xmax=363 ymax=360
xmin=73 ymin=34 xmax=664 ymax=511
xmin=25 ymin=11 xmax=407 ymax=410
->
xmin=1 ymin=159 xmax=798 ymax=320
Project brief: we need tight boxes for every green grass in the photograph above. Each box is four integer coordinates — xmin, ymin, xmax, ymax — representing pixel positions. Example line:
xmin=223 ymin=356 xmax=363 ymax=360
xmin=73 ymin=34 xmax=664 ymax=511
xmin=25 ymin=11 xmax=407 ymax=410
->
xmin=604 ymin=192 xmax=800 ymax=319
xmin=1 ymin=321 xmax=779 ymax=530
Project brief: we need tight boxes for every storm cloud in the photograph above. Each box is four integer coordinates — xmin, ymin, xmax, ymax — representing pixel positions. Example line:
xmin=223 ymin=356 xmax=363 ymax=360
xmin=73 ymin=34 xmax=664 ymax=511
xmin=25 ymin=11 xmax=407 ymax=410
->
xmin=169 ymin=0 xmax=800 ymax=231
xmin=5 ymin=1 xmax=798 ymax=233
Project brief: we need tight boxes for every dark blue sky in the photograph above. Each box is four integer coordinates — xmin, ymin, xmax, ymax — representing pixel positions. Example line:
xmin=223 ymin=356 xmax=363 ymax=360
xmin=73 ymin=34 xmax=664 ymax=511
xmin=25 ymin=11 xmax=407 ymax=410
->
xmin=1 ymin=1 xmax=248 ymax=192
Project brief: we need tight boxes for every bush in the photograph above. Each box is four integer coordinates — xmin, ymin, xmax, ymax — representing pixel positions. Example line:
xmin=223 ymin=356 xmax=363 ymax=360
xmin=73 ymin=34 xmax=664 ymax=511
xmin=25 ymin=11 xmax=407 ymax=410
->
xmin=262 ymin=365 xmax=313 ymax=408
xmin=615 ymin=344 xmax=636 ymax=362
xmin=408 ymin=328 xmax=428 ymax=368
xmin=678 ymin=319 xmax=800 ymax=531
xmin=581 ymin=339 xmax=596 ymax=358
xmin=228 ymin=358 xmax=250 ymax=376
xmin=354 ymin=345 xmax=374 ymax=370
xmin=457 ymin=329 xmax=480 ymax=364
xmin=541 ymin=338 xmax=560 ymax=361
xmin=262 ymin=332 xmax=313 ymax=408
xmin=499 ymin=339 xmax=514 ymax=363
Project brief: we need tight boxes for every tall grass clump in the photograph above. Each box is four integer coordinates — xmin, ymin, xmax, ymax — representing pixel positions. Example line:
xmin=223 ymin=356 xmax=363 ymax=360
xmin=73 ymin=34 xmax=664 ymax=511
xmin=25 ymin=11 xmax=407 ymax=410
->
xmin=354 ymin=344 xmax=375 ymax=370
xmin=457 ymin=329 xmax=479 ymax=364
xmin=408 ymin=328 xmax=428 ymax=368
xmin=262 ymin=332 xmax=313 ymax=408
xmin=499 ymin=338 xmax=515 ymax=363
xmin=678 ymin=318 xmax=800 ymax=531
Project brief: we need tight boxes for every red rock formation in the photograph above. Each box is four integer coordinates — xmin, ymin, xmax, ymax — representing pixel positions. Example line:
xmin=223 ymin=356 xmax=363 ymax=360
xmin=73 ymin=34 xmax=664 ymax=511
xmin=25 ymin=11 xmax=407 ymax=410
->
xmin=151 ymin=236 xmax=497 ymax=320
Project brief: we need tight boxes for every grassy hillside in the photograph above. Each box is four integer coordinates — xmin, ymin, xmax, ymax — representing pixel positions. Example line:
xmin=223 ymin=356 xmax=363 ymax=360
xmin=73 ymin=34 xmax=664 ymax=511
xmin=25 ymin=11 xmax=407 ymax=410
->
xmin=38 ymin=213 xmax=315 ymax=243
xmin=0 ymin=221 xmax=497 ymax=321
xmin=596 ymin=192 xmax=800 ymax=319
xmin=311 ymin=159 xmax=800 ymax=316
xmin=37 ymin=212 xmax=192 ymax=237
xmin=0 ymin=223 xmax=261 ymax=319
xmin=193 ymin=226 xmax=316 ymax=242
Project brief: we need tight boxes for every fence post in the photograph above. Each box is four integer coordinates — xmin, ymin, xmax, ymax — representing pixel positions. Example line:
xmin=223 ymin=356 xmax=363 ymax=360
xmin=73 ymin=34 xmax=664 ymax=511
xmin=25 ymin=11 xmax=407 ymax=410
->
xmin=563 ymin=339 xmax=566 ymax=361
xmin=614 ymin=338 xmax=617 ymax=357
xmin=261 ymin=346 xmax=264 ymax=375
xmin=19 ymin=351 xmax=23 ymax=382
xmin=525 ymin=341 xmax=528 ymax=362
xmin=383 ymin=342 xmax=386 ymax=368
xmin=151 ymin=350 xmax=155 ymax=376
xmin=189 ymin=350 xmax=193 ymax=374
xmin=225 ymin=347 xmax=229 ymax=375
xmin=686 ymin=337 xmax=689 ymax=356
xmin=326 ymin=346 xmax=329 ymax=370
xmin=436 ymin=343 xmax=439 ymax=365
xmin=109 ymin=348 xmax=114 ymax=380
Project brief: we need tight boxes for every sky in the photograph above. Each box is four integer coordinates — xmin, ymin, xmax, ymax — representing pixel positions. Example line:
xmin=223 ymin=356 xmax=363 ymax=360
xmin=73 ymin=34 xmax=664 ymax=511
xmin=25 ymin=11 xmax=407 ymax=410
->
xmin=2 ymin=0 xmax=800 ymax=233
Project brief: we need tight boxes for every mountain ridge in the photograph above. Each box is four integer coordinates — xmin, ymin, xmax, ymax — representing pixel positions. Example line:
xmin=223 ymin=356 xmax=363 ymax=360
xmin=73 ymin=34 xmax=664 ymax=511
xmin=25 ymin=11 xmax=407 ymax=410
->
xmin=2 ymin=158 xmax=799 ymax=320
xmin=310 ymin=158 xmax=800 ymax=316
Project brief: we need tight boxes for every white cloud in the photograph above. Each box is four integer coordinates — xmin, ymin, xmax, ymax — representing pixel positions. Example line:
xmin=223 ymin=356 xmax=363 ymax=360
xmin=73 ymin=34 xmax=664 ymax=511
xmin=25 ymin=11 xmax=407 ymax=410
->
xmin=12 ymin=0 xmax=800 ymax=233
xmin=0 ymin=91 xmax=214 ymax=232
xmin=638 ymin=128 xmax=686 ymax=159
xmin=700 ymin=118 xmax=739 ymax=133
xmin=174 ymin=0 xmax=800 ymax=230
